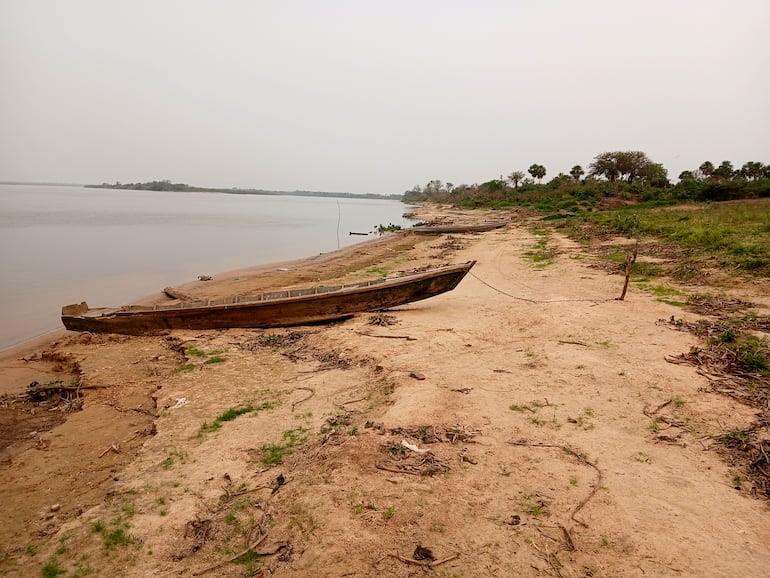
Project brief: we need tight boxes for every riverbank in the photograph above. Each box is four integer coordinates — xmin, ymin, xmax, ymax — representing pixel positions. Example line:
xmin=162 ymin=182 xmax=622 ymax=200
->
xmin=1 ymin=205 xmax=769 ymax=577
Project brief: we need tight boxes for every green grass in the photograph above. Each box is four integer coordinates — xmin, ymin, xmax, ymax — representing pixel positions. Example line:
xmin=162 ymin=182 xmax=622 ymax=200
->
xmin=91 ymin=514 xmax=136 ymax=552
xmin=523 ymin=237 xmax=557 ymax=268
xmin=520 ymin=495 xmax=547 ymax=517
xmin=181 ymin=346 xmax=228 ymax=369
xmin=258 ymin=333 xmax=284 ymax=346
xmin=160 ymin=448 xmax=188 ymax=469
xmin=366 ymin=266 xmax=388 ymax=277
xmin=198 ymin=401 xmax=278 ymax=437
xmin=41 ymin=559 xmax=66 ymax=578
xmin=509 ymin=403 xmax=532 ymax=412
xmin=184 ymin=346 xmax=208 ymax=357
xmin=569 ymin=200 xmax=770 ymax=277
xmin=261 ymin=427 xmax=308 ymax=465
xmin=736 ymin=335 xmax=769 ymax=374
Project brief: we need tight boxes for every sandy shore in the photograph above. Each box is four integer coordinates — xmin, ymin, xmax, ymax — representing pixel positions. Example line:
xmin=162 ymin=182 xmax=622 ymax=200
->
xmin=1 ymin=205 xmax=769 ymax=577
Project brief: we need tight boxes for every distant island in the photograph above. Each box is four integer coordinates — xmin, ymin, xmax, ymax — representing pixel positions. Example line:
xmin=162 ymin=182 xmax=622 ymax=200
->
xmin=85 ymin=180 xmax=403 ymax=201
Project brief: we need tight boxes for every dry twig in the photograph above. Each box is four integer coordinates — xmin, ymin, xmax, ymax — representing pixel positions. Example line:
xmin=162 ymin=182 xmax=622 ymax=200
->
xmin=192 ymin=533 xmax=268 ymax=576
xmin=291 ymin=386 xmax=315 ymax=411
xmin=509 ymin=440 xmax=603 ymax=528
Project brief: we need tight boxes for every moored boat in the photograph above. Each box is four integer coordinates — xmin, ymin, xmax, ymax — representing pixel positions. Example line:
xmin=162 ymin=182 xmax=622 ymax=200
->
xmin=61 ymin=261 xmax=476 ymax=335
xmin=411 ymin=222 xmax=506 ymax=235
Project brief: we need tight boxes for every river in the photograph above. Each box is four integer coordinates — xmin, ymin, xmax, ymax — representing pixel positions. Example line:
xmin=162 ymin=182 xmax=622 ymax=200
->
xmin=0 ymin=184 xmax=413 ymax=350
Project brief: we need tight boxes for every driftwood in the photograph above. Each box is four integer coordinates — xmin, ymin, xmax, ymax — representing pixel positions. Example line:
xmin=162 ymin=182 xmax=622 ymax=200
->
xmin=99 ymin=442 xmax=121 ymax=458
xmin=354 ymin=331 xmax=416 ymax=341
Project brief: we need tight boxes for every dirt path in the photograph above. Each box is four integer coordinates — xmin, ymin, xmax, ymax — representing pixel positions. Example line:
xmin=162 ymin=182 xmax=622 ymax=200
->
xmin=1 ymin=207 xmax=769 ymax=577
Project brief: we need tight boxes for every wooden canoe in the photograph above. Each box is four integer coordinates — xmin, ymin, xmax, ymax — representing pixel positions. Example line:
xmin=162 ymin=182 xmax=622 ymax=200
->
xmin=61 ymin=260 xmax=476 ymax=335
xmin=411 ymin=222 xmax=506 ymax=235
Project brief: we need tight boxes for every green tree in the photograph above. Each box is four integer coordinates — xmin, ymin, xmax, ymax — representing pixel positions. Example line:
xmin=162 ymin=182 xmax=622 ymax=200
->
xmin=589 ymin=151 xmax=655 ymax=183
xmin=507 ymin=171 xmax=525 ymax=189
xmin=639 ymin=163 xmax=669 ymax=187
xmin=713 ymin=160 xmax=735 ymax=180
xmin=569 ymin=165 xmax=585 ymax=181
xmin=678 ymin=170 xmax=695 ymax=180
xmin=740 ymin=161 xmax=764 ymax=180
xmin=528 ymin=164 xmax=546 ymax=183
xmin=699 ymin=161 xmax=715 ymax=178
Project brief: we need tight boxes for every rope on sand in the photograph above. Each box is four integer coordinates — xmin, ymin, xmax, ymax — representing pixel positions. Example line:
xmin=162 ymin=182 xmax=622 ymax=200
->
xmin=468 ymin=271 xmax=614 ymax=305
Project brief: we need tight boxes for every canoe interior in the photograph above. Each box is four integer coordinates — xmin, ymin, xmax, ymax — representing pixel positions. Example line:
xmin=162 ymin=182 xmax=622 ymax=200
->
xmin=61 ymin=260 xmax=476 ymax=334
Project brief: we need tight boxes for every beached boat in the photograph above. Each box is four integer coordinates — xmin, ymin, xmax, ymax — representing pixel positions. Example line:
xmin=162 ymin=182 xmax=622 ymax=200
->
xmin=61 ymin=261 xmax=476 ymax=335
xmin=411 ymin=221 xmax=506 ymax=235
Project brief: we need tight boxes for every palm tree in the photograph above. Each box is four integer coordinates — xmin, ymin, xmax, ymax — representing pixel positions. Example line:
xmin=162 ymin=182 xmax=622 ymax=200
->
xmin=507 ymin=171 xmax=525 ymax=189
xmin=699 ymin=161 xmax=715 ymax=178
xmin=569 ymin=165 xmax=584 ymax=181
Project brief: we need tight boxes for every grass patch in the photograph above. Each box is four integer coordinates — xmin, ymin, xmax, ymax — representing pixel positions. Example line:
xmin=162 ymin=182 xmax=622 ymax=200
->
xmin=520 ymin=495 xmax=548 ymax=517
xmin=365 ymin=266 xmax=388 ymax=277
xmin=261 ymin=427 xmax=308 ymax=465
xmin=509 ymin=404 xmax=532 ymax=412
xmin=198 ymin=401 xmax=278 ymax=437
xmin=181 ymin=345 xmax=228 ymax=368
xmin=567 ymin=200 xmax=770 ymax=277
xmin=184 ymin=346 xmax=208 ymax=357
xmin=41 ymin=559 xmax=66 ymax=578
xmin=161 ymin=448 xmax=188 ymax=469
xmin=523 ymin=237 xmax=557 ymax=268
xmin=258 ymin=333 xmax=284 ymax=346
xmin=91 ymin=512 xmax=137 ymax=553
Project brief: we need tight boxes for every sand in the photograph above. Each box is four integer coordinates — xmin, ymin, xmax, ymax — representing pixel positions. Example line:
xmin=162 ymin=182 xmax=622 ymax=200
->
xmin=1 ymin=204 xmax=769 ymax=577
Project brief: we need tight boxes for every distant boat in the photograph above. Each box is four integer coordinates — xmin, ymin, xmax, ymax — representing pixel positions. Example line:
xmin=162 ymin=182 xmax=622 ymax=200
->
xmin=61 ymin=261 xmax=476 ymax=335
xmin=411 ymin=222 xmax=506 ymax=235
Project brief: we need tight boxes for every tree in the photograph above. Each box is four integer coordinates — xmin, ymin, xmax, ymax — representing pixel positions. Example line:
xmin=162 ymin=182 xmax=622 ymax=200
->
xmin=713 ymin=160 xmax=734 ymax=180
xmin=569 ymin=165 xmax=585 ymax=181
xmin=699 ymin=161 xmax=715 ymax=178
xmin=639 ymin=163 xmax=669 ymax=187
xmin=528 ymin=164 xmax=546 ymax=183
xmin=740 ymin=161 xmax=764 ymax=181
xmin=588 ymin=151 xmax=655 ymax=183
xmin=678 ymin=170 xmax=695 ymax=181
xmin=507 ymin=171 xmax=525 ymax=189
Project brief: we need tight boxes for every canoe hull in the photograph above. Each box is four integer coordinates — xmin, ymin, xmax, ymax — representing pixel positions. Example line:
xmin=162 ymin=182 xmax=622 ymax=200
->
xmin=412 ymin=222 xmax=506 ymax=235
xmin=61 ymin=261 xmax=475 ymax=335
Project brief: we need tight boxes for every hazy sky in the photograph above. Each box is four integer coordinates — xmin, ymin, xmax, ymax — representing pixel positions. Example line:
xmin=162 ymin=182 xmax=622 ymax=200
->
xmin=1 ymin=1 xmax=768 ymax=195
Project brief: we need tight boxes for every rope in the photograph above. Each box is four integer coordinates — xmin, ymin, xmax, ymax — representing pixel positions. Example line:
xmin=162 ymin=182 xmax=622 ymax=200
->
xmin=469 ymin=271 xmax=614 ymax=305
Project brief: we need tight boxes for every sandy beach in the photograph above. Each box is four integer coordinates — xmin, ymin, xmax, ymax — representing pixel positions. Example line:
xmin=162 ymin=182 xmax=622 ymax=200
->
xmin=1 ymin=205 xmax=769 ymax=577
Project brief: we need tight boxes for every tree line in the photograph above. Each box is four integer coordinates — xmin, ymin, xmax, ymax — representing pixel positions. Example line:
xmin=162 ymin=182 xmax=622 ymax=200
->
xmin=403 ymin=151 xmax=770 ymax=206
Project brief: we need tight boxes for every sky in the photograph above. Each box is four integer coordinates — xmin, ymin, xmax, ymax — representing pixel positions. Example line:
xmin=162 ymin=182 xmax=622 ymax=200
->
xmin=1 ymin=1 xmax=769 ymax=196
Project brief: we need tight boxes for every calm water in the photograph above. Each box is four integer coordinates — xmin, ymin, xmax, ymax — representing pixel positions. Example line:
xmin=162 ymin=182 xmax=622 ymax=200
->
xmin=0 ymin=184 xmax=412 ymax=350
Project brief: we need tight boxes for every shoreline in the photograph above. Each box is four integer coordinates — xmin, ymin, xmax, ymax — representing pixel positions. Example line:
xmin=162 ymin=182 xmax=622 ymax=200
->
xmin=0 ymin=183 xmax=414 ymax=354
xmin=0 ymin=229 xmax=421 ymax=361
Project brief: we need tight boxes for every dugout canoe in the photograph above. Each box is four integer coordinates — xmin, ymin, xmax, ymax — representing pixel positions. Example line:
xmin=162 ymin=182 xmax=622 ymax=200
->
xmin=411 ymin=221 xmax=506 ymax=235
xmin=61 ymin=260 xmax=476 ymax=335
